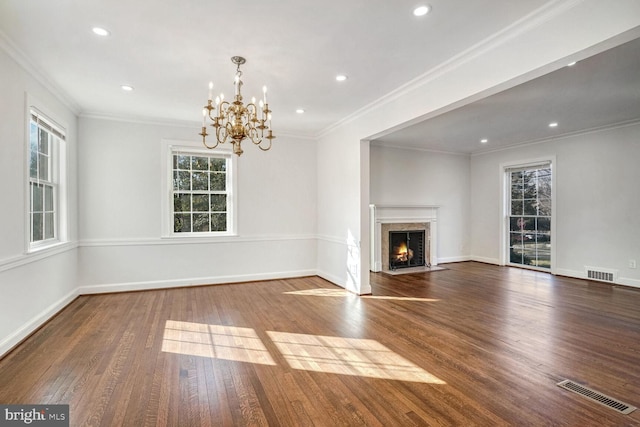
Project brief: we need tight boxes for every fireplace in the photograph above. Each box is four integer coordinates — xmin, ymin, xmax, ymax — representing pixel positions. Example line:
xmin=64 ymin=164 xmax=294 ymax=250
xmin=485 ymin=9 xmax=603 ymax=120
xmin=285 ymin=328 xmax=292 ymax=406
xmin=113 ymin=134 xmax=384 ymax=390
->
xmin=379 ymin=222 xmax=431 ymax=271
xmin=389 ymin=230 xmax=426 ymax=270
xmin=369 ymin=205 xmax=439 ymax=272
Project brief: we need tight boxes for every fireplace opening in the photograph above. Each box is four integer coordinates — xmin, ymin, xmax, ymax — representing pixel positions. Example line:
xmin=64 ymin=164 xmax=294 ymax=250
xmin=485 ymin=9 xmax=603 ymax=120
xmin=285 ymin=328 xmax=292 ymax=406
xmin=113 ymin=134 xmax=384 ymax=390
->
xmin=389 ymin=230 xmax=426 ymax=270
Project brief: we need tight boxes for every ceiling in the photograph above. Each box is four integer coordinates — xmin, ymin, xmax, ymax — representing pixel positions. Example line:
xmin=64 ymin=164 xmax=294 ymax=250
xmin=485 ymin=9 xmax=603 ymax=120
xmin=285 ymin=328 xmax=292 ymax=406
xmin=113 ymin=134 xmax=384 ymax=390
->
xmin=1 ymin=1 xmax=639 ymax=153
xmin=373 ymin=35 xmax=640 ymax=154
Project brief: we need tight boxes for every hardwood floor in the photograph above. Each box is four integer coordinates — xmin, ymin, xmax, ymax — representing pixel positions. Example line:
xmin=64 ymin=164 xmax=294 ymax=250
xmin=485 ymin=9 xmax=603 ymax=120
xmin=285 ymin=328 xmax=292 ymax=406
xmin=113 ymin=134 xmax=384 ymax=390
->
xmin=1 ymin=262 xmax=639 ymax=426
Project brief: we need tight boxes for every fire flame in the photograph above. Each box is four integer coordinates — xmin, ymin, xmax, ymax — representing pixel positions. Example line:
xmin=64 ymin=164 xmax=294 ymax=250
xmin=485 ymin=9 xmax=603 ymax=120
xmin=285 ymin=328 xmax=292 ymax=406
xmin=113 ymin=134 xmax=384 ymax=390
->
xmin=394 ymin=242 xmax=410 ymax=262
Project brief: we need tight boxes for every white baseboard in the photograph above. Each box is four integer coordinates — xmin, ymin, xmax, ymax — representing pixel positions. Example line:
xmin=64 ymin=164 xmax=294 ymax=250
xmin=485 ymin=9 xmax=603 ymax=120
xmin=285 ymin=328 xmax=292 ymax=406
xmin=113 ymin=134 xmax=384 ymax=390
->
xmin=438 ymin=255 xmax=471 ymax=264
xmin=316 ymin=270 xmax=372 ymax=295
xmin=618 ymin=277 xmax=640 ymax=289
xmin=316 ymin=269 xmax=345 ymax=289
xmin=554 ymin=268 xmax=583 ymax=279
xmin=77 ymin=269 xmax=318 ymax=295
xmin=0 ymin=288 xmax=79 ymax=358
xmin=470 ymin=255 xmax=501 ymax=265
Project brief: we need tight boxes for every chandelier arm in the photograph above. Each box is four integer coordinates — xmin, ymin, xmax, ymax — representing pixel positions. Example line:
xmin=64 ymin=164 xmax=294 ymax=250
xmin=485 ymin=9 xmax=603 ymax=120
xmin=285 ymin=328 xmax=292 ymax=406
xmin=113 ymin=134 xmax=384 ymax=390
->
xmin=202 ymin=129 xmax=221 ymax=149
xmin=216 ymin=122 xmax=229 ymax=145
xmin=219 ymin=100 xmax=231 ymax=118
xmin=217 ymin=100 xmax=234 ymax=145
xmin=257 ymin=137 xmax=272 ymax=151
xmin=247 ymin=103 xmax=257 ymax=118
xmin=246 ymin=126 xmax=261 ymax=146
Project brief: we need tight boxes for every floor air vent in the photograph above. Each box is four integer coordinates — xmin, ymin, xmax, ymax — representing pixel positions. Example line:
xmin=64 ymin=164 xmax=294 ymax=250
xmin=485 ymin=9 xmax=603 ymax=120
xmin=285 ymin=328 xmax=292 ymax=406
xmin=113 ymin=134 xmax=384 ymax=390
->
xmin=557 ymin=379 xmax=636 ymax=415
xmin=585 ymin=266 xmax=617 ymax=283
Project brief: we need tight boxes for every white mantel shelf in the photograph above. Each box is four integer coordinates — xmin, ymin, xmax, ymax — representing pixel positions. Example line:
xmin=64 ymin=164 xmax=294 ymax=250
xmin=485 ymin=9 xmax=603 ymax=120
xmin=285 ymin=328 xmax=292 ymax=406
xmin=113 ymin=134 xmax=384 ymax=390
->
xmin=369 ymin=204 xmax=439 ymax=272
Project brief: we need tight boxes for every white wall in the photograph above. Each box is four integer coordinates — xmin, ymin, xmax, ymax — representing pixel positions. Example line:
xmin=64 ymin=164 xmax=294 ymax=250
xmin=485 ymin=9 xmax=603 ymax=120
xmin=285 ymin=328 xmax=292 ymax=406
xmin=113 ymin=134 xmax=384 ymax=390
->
xmin=370 ymin=146 xmax=471 ymax=262
xmin=470 ymin=123 xmax=640 ymax=287
xmin=316 ymin=126 xmax=368 ymax=293
xmin=0 ymin=45 xmax=79 ymax=355
xmin=77 ymin=117 xmax=318 ymax=291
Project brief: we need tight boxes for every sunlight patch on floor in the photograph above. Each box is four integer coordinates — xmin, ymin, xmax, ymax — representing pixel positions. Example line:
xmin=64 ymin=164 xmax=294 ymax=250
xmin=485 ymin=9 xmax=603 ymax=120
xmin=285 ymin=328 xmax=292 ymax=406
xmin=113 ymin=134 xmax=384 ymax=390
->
xmin=162 ymin=320 xmax=276 ymax=365
xmin=284 ymin=288 xmax=439 ymax=302
xmin=266 ymin=331 xmax=445 ymax=384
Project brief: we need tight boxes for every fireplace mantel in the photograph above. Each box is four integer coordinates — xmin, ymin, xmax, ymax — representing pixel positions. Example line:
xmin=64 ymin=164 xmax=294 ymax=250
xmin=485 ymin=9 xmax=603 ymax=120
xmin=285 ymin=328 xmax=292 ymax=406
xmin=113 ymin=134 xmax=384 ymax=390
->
xmin=369 ymin=204 xmax=439 ymax=272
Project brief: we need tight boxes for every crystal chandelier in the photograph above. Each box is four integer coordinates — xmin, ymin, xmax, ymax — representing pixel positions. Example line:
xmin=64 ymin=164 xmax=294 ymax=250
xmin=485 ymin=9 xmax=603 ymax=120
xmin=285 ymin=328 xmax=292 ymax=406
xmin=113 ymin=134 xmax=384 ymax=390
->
xmin=200 ymin=56 xmax=275 ymax=156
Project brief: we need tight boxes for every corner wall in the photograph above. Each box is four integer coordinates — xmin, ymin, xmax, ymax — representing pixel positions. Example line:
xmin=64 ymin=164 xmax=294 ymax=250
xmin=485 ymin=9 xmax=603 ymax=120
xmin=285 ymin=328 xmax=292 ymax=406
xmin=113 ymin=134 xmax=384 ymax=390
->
xmin=370 ymin=146 xmax=471 ymax=263
xmin=77 ymin=117 xmax=318 ymax=292
xmin=470 ymin=123 xmax=640 ymax=287
xmin=316 ymin=126 xmax=368 ymax=293
xmin=0 ymin=43 xmax=79 ymax=355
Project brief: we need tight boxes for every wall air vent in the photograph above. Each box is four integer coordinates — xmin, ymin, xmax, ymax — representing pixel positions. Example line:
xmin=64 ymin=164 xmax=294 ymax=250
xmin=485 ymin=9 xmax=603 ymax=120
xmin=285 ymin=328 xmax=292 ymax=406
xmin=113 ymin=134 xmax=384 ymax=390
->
xmin=585 ymin=266 xmax=617 ymax=283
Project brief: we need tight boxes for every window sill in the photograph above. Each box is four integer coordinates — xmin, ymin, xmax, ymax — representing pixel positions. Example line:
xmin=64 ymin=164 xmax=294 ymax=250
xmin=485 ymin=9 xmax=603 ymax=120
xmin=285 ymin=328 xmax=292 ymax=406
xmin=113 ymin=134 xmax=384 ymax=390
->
xmin=28 ymin=239 xmax=72 ymax=255
xmin=160 ymin=233 xmax=239 ymax=243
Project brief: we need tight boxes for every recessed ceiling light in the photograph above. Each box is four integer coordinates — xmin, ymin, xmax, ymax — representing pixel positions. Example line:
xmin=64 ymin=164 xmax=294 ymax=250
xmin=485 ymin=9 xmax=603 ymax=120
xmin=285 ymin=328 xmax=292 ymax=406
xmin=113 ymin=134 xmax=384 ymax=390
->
xmin=335 ymin=74 xmax=348 ymax=82
xmin=567 ymin=61 xmax=577 ymax=67
xmin=121 ymin=85 xmax=134 ymax=92
xmin=92 ymin=27 xmax=110 ymax=37
xmin=480 ymin=138 xmax=488 ymax=144
xmin=296 ymin=108 xmax=305 ymax=114
xmin=413 ymin=5 xmax=431 ymax=16
xmin=548 ymin=122 xmax=558 ymax=128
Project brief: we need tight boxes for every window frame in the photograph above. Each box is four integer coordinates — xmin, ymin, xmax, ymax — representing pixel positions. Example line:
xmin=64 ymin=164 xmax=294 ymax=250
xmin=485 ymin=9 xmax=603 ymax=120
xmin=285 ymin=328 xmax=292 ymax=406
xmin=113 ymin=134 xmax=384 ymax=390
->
xmin=506 ymin=164 xmax=551 ymax=269
xmin=161 ymin=140 xmax=238 ymax=238
xmin=26 ymin=107 xmax=68 ymax=253
xmin=500 ymin=156 xmax=556 ymax=274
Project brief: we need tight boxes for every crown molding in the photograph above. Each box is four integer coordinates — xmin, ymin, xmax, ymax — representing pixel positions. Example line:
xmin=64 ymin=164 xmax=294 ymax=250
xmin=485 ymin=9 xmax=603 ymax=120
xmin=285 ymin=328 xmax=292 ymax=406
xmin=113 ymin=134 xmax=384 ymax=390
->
xmin=0 ymin=29 xmax=81 ymax=115
xmin=79 ymin=111 xmax=198 ymax=128
xmin=471 ymin=118 xmax=640 ymax=157
xmin=370 ymin=118 xmax=640 ymax=157
xmin=370 ymin=141 xmax=471 ymax=157
xmin=80 ymin=111 xmax=317 ymax=141
xmin=318 ymin=0 xmax=584 ymax=139
xmin=276 ymin=131 xmax=317 ymax=141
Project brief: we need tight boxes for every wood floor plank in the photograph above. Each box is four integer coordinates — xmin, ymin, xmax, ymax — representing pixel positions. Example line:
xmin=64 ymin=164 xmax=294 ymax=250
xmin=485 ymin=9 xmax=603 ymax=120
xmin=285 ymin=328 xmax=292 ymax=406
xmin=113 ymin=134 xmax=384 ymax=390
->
xmin=1 ymin=262 xmax=639 ymax=426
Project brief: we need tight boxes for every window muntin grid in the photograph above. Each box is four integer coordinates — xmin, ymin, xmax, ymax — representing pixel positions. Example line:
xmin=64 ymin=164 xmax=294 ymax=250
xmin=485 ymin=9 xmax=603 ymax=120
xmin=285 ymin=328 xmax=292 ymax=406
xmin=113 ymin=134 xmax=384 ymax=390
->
xmin=508 ymin=165 xmax=552 ymax=269
xmin=172 ymin=153 xmax=229 ymax=233
xmin=29 ymin=113 xmax=63 ymax=245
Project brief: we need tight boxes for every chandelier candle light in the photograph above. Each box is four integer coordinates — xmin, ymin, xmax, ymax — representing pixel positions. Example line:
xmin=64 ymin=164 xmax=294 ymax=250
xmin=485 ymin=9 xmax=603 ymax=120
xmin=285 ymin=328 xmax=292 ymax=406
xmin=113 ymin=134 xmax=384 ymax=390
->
xmin=200 ymin=56 xmax=275 ymax=156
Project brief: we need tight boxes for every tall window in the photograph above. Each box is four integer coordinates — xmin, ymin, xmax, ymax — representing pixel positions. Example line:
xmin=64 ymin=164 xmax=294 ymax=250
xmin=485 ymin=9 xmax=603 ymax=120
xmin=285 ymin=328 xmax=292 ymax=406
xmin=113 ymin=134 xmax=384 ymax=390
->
xmin=28 ymin=111 xmax=65 ymax=249
xmin=171 ymin=151 xmax=231 ymax=234
xmin=507 ymin=163 xmax=551 ymax=269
